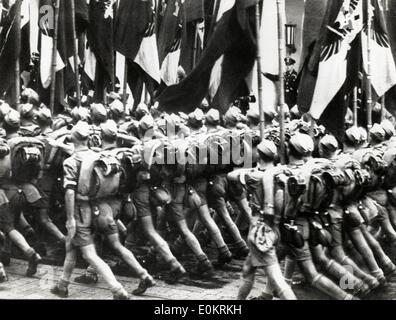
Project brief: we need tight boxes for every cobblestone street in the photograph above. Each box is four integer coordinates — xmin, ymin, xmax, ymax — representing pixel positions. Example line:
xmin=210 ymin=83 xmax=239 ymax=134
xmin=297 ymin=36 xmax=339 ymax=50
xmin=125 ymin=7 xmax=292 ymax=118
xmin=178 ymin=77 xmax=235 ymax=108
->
xmin=1 ymin=253 xmax=396 ymax=300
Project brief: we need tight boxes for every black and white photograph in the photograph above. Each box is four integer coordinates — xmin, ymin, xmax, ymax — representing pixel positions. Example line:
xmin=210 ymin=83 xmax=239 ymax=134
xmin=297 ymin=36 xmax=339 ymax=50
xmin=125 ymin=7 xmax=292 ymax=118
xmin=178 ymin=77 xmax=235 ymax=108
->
xmin=1 ymin=0 xmax=396 ymax=311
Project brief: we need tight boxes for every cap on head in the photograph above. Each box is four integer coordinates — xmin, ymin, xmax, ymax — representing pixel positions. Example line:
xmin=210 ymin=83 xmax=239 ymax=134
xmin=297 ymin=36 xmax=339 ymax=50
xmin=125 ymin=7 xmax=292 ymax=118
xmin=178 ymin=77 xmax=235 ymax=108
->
xmin=109 ymin=99 xmax=124 ymax=118
xmin=257 ymin=139 xmax=277 ymax=159
xmin=224 ymin=107 xmax=241 ymax=124
xmin=0 ymin=103 xmax=11 ymax=120
xmin=319 ymin=134 xmax=339 ymax=153
xmin=91 ymin=103 xmax=107 ymax=123
xmin=289 ymin=133 xmax=314 ymax=156
xmin=188 ymin=108 xmax=204 ymax=127
xmin=205 ymin=108 xmax=220 ymax=125
xmin=369 ymin=123 xmax=386 ymax=142
xmin=37 ymin=107 xmax=52 ymax=122
xmin=108 ymin=91 xmax=121 ymax=101
xmin=345 ymin=126 xmax=366 ymax=146
xmin=381 ymin=119 xmax=395 ymax=138
xmin=71 ymin=121 xmax=90 ymax=141
xmin=139 ymin=114 xmax=155 ymax=132
xmin=71 ymin=107 xmax=91 ymax=123
xmin=100 ymin=120 xmax=118 ymax=140
xmin=136 ymin=103 xmax=149 ymax=119
xmin=20 ymin=103 xmax=35 ymax=120
xmin=4 ymin=110 xmax=20 ymax=129
xmin=21 ymin=88 xmax=40 ymax=106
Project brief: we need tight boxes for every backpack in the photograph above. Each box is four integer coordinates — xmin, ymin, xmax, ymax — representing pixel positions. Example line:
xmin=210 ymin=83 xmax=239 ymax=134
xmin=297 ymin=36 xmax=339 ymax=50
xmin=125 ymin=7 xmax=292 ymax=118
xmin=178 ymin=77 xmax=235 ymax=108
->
xmin=43 ymin=127 xmax=71 ymax=175
xmin=0 ymin=139 xmax=11 ymax=179
xmin=7 ymin=137 xmax=44 ymax=182
xmin=78 ymin=151 xmax=123 ymax=200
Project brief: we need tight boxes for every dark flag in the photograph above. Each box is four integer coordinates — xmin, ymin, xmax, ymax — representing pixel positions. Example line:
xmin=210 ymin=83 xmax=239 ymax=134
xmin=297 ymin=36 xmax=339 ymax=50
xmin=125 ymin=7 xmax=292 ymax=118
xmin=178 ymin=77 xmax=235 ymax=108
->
xmin=114 ymin=0 xmax=160 ymax=106
xmin=157 ymin=0 xmax=186 ymax=86
xmin=87 ymin=0 xmax=116 ymax=100
xmin=157 ymin=0 xmax=259 ymax=114
xmin=0 ymin=0 xmax=30 ymax=98
xmin=179 ymin=0 xmax=205 ymax=74
xmin=185 ymin=0 xmax=205 ymax=22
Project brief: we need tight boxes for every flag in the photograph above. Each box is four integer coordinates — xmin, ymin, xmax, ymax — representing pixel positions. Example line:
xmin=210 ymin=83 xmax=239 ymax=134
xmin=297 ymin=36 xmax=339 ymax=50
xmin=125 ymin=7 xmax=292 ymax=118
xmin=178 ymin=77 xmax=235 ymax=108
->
xmin=303 ymin=0 xmax=363 ymax=120
xmin=361 ymin=0 xmax=396 ymax=98
xmin=114 ymin=0 xmax=160 ymax=104
xmin=246 ymin=0 xmax=283 ymax=116
xmin=185 ymin=0 xmax=205 ymax=22
xmin=39 ymin=0 xmax=65 ymax=89
xmin=300 ymin=0 xmax=329 ymax=66
xmin=179 ymin=0 xmax=205 ymax=74
xmin=383 ymin=0 xmax=396 ymax=118
xmin=298 ymin=0 xmax=362 ymax=139
xmin=157 ymin=0 xmax=259 ymax=114
xmin=87 ymin=0 xmax=116 ymax=100
xmin=157 ymin=0 xmax=186 ymax=86
xmin=0 ymin=0 xmax=30 ymax=97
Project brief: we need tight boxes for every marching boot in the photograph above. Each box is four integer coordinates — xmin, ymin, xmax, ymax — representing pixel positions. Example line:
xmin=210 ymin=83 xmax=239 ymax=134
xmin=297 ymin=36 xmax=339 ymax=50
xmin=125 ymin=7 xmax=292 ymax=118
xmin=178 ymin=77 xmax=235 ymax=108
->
xmin=311 ymin=274 xmax=358 ymax=300
xmin=164 ymin=265 xmax=187 ymax=285
xmin=112 ymin=287 xmax=130 ymax=300
xmin=340 ymin=256 xmax=380 ymax=291
xmin=325 ymin=260 xmax=369 ymax=296
xmin=74 ymin=273 xmax=98 ymax=284
xmin=215 ymin=246 xmax=232 ymax=266
xmin=231 ymin=243 xmax=250 ymax=260
xmin=50 ymin=279 xmax=69 ymax=298
xmin=26 ymin=252 xmax=42 ymax=277
xmin=0 ymin=251 xmax=10 ymax=267
xmin=132 ymin=275 xmax=156 ymax=296
xmin=196 ymin=258 xmax=214 ymax=275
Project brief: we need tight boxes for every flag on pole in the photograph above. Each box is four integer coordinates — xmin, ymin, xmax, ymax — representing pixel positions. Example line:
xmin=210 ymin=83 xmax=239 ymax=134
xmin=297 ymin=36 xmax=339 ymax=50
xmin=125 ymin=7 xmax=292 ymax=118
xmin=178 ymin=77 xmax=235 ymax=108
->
xmin=246 ymin=0 xmax=282 ymax=117
xmin=179 ymin=0 xmax=205 ymax=74
xmin=157 ymin=0 xmax=259 ymax=114
xmin=361 ymin=0 xmax=396 ymax=98
xmin=114 ymin=0 xmax=161 ymax=103
xmin=309 ymin=0 xmax=363 ymax=121
xmin=0 ymin=0 xmax=30 ymax=96
xmin=297 ymin=0 xmax=362 ymax=139
xmin=87 ymin=0 xmax=116 ymax=100
xmin=39 ymin=0 xmax=65 ymax=89
xmin=157 ymin=0 xmax=186 ymax=86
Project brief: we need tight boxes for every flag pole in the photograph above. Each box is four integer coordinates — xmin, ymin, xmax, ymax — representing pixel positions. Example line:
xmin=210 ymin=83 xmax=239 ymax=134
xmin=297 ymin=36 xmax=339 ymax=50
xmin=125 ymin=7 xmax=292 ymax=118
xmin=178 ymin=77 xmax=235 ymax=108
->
xmin=50 ymin=0 xmax=61 ymax=114
xmin=381 ymin=96 xmax=386 ymax=121
xmin=14 ymin=0 xmax=22 ymax=109
xmin=192 ymin=21 xmax=199 ymax=68
xmin=255 ymin=2 xmax=265 ymax=140
xmin=366 ymin=0 xmax=373 ymax=132
xmin=277 ymin=0 xmax=286 ymax=164
xmin=353 ymin=86 xmax=358 ymax=126
xmin=70 ymin=0 xmax=81 ymax=108
xmin=123 ymin=59 xmax=128 ymax=110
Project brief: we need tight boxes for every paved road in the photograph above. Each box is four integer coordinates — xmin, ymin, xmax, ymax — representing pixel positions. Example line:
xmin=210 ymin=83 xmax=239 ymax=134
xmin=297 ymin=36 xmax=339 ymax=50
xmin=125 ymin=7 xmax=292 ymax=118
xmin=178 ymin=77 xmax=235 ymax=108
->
xmin=2 ymin=237 xmax=396 ymax=300
xmin=1 ymin=256 xmax=396 ymax=300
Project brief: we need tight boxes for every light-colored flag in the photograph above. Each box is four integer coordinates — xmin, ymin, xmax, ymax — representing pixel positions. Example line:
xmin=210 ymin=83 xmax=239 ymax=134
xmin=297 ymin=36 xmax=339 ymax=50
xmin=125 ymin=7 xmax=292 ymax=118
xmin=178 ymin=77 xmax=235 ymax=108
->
xmin=310 ymin=0 xmax=363 ymax=120
xmin=361 ymin=0 xmax=396 ymax=97
xmin=84 ymin=40 xmax=97 ymax=82
xmin=40 ymin=34 xmax=65 ymax=88
xmin=246 ymin=0 xmax=284 ymax=116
